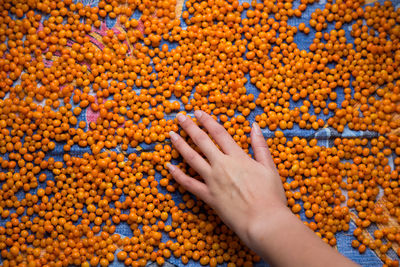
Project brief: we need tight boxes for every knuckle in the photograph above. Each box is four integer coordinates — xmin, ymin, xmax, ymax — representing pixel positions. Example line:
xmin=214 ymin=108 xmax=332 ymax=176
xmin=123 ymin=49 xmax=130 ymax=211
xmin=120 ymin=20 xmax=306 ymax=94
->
xmin=210 ymin=124 xmax=225 ymax=136
xmin=192 ymin=132 xmax=207 ymax=144
xmin=183 ymin=177 xmax=194 ymax=188
xmin=173 ymin=138 xmax=184 ymax=149
xmin=254 ymin=143 xmax=267 ymax=149
xmin=180 ymin=118 xmax=195 ymax=129
xmin=175 ymin=170 xmax=189 ymax=182
xmin=180 ymin=118 xmax=191 ymax=127
xmin=170 ymin=169 xmax=178 ymax=176
xmin=175 ymin=171 xmax=185 ymax=180
xmin=253 ymin=140 xmax=268 ymax=148
xmin=180 ymin=176 xmax=196 ymax=190
xmin=169 ymin=166 xmax=179 ymax=175
xmin=184 ymin=151 xmax=198 ymax=162
xmin=200 ymin=115 xmax=210 ymax=124
xmin=210 ymin=154 xmax=225 ymax=167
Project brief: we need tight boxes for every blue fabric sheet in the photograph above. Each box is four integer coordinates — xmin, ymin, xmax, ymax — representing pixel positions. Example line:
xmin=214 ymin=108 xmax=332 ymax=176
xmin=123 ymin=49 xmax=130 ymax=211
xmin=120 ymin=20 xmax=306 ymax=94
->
xmin=2 ymin=0 xmax=400 ymax=266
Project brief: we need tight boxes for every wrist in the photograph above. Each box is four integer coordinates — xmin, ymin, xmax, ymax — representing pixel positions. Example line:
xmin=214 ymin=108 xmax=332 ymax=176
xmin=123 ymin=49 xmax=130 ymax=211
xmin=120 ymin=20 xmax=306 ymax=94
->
xmin=245 ymin=205 xmax=293 ymax=254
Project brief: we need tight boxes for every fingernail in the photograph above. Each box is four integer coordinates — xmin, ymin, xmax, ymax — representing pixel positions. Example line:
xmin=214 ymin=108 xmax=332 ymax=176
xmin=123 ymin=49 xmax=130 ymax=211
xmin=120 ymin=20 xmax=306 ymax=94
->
xmin=194 ymin=110 xmax=203 ymax=119
xmin=176 ymin=113 xmax=186 ymax=123
xmin=166 ymin=163 xmax=175 ymax=171
xmin=252 ymin=122 xmax=263 ymax=136
xmin=169 ymin=131 xmax=178 ymax=141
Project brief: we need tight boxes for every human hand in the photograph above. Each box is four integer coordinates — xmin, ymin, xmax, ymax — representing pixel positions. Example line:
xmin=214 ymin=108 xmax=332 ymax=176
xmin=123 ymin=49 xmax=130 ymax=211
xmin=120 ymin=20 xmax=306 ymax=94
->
xmin=166 ymin=110 xmax=288 ymax=248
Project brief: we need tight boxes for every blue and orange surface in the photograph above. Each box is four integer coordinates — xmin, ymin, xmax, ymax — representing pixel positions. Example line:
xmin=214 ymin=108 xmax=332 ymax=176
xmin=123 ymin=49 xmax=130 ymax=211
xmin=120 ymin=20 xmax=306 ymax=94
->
xmin=1 ymin=0 xmax=400 ymax=266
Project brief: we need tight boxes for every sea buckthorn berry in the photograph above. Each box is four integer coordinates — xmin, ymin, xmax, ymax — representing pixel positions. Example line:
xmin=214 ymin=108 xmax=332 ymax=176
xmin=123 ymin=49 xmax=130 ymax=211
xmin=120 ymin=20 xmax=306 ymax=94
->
xmin=0 ymin=0 xmax=399 ymax=266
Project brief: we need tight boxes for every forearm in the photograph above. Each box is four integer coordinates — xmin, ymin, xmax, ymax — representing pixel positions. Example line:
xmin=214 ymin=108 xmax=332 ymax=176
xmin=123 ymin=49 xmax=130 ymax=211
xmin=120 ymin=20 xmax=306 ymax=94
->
xmin=246 ymin=208 xmax=359 ymax=267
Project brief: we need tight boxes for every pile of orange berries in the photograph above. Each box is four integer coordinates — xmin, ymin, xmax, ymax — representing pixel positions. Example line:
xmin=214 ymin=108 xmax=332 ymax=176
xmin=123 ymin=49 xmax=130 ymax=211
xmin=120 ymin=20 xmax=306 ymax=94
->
xmin=0 ymin=0 xmax=399 ymax=266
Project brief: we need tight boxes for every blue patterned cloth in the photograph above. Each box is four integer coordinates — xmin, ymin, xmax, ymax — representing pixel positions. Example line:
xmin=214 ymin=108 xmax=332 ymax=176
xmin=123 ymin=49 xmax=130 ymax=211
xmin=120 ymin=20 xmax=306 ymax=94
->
xmin=111 ymin=0 xmax=397 ymax=266
xmin=2 ymin=0 xmax=400 ymax=266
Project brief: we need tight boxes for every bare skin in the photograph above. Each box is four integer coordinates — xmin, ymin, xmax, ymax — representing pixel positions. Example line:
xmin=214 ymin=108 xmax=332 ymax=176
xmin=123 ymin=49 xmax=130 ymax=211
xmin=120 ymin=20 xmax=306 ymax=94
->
xmin=167 ymin=110 xmax=359 ymax=267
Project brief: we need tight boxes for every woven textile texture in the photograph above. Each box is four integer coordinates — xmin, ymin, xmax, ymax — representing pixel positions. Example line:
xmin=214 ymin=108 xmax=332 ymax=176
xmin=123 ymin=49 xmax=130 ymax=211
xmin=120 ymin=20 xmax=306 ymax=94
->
xmin=2 ymin=0 xmax=400 ymax=266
